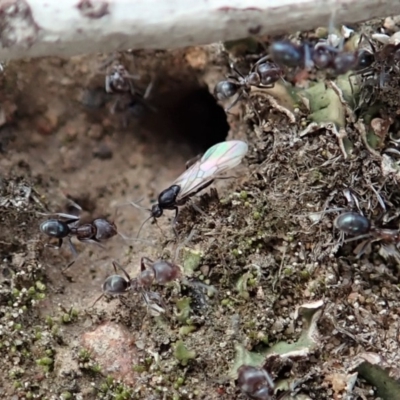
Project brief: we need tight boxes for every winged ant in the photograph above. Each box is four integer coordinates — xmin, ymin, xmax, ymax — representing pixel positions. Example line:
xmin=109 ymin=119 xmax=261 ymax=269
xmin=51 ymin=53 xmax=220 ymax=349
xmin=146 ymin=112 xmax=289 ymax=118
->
xmin=129 ymin=140 xmax=249 ymax=237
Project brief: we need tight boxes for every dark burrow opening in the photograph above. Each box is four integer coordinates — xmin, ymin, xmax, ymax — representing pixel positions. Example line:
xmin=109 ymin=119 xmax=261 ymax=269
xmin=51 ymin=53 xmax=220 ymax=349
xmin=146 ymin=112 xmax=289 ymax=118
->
xmin=138 ymin=84 xmax=230 ymax=154
xmin=81 ymin=53 xmax=231 ymax=157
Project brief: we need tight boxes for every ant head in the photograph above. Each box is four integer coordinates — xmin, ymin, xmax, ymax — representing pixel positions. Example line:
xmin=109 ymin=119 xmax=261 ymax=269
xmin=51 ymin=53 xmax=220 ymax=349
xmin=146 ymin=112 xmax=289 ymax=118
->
xmin=92 ymin=218 xmax=118 ymax=241
xmin=151 ymin=204 xmax=163 ymax=218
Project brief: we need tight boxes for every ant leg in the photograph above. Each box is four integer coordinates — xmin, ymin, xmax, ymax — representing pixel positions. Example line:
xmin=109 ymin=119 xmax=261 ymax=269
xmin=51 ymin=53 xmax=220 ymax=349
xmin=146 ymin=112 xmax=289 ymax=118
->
xmin=143 ymin=79 xmax=154 ymax=100
xmin=78 ymin=238 xmax=106 ymax=249
xmin=343 ymin=233 xmax=372 ymax=243
xmin=172 ymin=207 xmax=180 ymax=238
xmin=228 ymin=60 xmax=245 ymax=78
xmin=112 ymin=260 xmax=131 ymax=281
xmin=37 ymin=212 xmax=80 ymax=222
xmin=304 ymin=44 xmax=314 ymax=70
xmin=62 ymin=260 xmax=76 ymax=273
xmin=185 ymin=154 xmax=202 ymax=169
xmin=64 ymin=196 xmax=83 ymax=213
xmin=253 ymin=55 xmax=271 ymax=68
xmin=225 ymin=91 xmax=244 ymax=112
xmin=190 ymin=201 xmax=207 ymax=216
xmin=354 ymin=239 xmax=372 ymax=258
xmin=141 ymin=257 xmax=154 ymax=271
xmin=67 ymin=237 xmax=78 ymax=258
xmin=143 ymin=291 xmax=168 ymax=315
xmin=91 ymin=293 xmax=105 ymax=307
xmin=44 ymin=238 xmax=63 ymax=250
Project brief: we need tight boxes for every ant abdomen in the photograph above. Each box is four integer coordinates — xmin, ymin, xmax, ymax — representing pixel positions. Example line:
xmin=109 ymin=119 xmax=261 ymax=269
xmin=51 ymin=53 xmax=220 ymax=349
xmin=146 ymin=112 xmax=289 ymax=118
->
xmin=214 ymin=81 xmax=239 ymax=100
xmin=103 ymin=275 xmax=130 ymax=295
xmin=40 ymin=219 xmax=70 ymax=238
xmin=269 ymin=40 xmax=305 ymax=68
xmin=334 ymin=212 xmax=371 ymax=235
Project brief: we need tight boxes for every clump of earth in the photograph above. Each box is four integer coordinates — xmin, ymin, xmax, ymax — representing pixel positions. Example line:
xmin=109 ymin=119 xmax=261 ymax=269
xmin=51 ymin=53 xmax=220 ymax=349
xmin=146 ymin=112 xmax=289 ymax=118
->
xmin=1 ymin=16 xmax=400 ymax=400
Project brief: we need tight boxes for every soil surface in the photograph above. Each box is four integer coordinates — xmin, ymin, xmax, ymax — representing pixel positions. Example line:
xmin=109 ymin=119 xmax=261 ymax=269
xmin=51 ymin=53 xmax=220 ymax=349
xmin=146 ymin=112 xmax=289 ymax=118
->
xmin=1 ymin=18 xmax=400 ymax=400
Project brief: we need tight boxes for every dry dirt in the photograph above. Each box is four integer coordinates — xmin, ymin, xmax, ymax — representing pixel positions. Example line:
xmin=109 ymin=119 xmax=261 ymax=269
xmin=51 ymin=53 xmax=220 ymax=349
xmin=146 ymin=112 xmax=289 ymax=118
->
xmin=1 ymin=18 xmax=400 ymax=400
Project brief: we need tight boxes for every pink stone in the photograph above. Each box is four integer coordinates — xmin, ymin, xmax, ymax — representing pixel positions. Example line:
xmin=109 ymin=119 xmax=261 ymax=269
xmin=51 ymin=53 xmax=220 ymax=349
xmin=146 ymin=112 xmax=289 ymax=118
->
xmin=81 ymin=322 xmax=139 ymax=385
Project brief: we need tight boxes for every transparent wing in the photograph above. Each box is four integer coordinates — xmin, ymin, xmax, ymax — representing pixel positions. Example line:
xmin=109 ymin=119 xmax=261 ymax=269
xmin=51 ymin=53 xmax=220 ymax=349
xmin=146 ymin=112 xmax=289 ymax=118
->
xmin=173 ymin=140 xmax=248 ymax=201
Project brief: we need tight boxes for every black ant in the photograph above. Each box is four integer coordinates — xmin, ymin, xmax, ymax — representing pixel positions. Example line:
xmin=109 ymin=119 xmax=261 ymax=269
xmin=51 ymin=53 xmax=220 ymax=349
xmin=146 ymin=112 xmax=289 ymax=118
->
xmin=92 ymin=258 xmax=182 ymax=314
xmin=334 ymin=211 xmax=400 ymax=257
xmin=39 ymin=212 xmax=118 ymax=258
xmin=269 ymin=34 xmax=375 ymax=76
xmin=94 ymin=224 xmax=214 ymax=311
xmin=129 ymin=140 xmax=248 ymax=237
xmin=354 ymin=32 xmax=400 ymax=93
xmin=269 ymin=40 xmax=313 ymax=70
xmin=214 ymin=56 xmax=282 ymax=110
xmin=94 ymin=54 xmax=157 ymax=119
xmin=237 ymin=365 xmax=274 ymax=400
xmin=334 ymin=211 xmax=372 ymax=237
xmin=104 ymin=62 xmax=139 ymax=95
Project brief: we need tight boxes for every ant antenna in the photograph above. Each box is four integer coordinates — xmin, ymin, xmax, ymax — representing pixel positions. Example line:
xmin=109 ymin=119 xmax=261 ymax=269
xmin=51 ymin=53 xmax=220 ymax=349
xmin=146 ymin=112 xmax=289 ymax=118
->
xmin=136 ymin=215 xmax=166 ymax=239
xmin=111 ymin=198 xmax=157 ymax=244
xmin=64 ymin=196 xmax=83 ymax=213
xmin=136 ymin=215 xmax=154 ymax=238
xmin=174 ymin=227 xmax=197 ymax=261
xmin=117 ymin=230 xmax=157 ymax=246
xmin=67 ymin=237 xmax=78 ymax=259
xmin=62 ymin=259 xmax=76 ymax=273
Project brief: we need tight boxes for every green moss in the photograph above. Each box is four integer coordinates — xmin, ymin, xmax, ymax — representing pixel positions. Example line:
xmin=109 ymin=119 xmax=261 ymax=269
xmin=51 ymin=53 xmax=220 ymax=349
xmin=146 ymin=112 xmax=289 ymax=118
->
xmin=176 ymin=297 xmax=191 ymax=323
xmin=35 ymin=281 xmax=46 ymax=291
xmin=133 ymin=364 xmax=146 ymax=373
xmin=37 ymin=356 xmax=53 ymax=365
xmin=179 ymin=325 xmax=196 ymax=336
xmin=240 ymin=190 xmax=248 ymax=200
xmin=182 ymin=248 xmax=202 ymax=276
xmin=174 ymin=340 xmax=196 ymax=366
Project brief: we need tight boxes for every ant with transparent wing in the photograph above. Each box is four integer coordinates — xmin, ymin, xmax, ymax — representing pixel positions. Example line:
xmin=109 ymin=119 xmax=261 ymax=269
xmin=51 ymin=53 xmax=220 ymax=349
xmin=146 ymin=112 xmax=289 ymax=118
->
xmin=129 ymin=140 xmax=249 ymax=238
